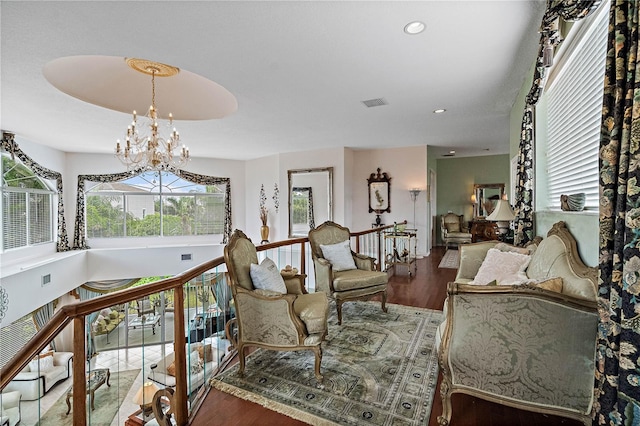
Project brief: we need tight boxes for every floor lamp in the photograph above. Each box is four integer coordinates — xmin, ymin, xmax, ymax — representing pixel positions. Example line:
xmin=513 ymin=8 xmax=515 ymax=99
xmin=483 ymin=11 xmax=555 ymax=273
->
xmin=409 ymin=188 xmax=422 ymax=228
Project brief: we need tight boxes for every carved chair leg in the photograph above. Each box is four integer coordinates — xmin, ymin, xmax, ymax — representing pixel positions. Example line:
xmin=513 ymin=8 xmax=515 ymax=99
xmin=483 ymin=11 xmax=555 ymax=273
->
xmin=336 ymin=301 xmax=343 ymax=325
xmin=313 ymin=345 xmax=323 ymax=382
xmin=381 ymin=289 xmax=388 ymax=313
xmin=437 ymin=379 xmax=452 ymax=426
xmin=237 ymin=344 xmax=246 ymax=377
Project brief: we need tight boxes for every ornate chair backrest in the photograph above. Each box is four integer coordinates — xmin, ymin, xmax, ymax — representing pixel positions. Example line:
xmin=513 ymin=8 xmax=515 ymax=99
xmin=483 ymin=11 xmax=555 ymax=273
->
xmin=224 ymin=230 xmax=259 ymax=293
xmin=441 ymin=213 xmax=464 ymax=236
xmin=308 ymin=221 xmax=351 ymax=260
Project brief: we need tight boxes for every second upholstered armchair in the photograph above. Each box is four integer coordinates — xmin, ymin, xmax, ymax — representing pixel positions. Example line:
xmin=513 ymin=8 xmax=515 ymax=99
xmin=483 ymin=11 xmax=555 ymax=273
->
xmin=308 ymin=221 xmax=388 ymax=325
xmin=224 ymin=229 xmax=329 ymax=381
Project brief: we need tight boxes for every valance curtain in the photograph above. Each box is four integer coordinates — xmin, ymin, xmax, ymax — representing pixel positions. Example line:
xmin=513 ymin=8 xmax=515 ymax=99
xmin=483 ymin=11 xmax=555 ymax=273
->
xmin=595 ymin=1 xmax=640 ymax=423
xmin=73 ymin=168 xmax=232 ymax=249
xmin=1 ymin=132 xmax=70 ymax=252
xmin=32 ymin=301 xmax=57 ymax=351
xmin=513 ymin=0 xmax=601 ymax=246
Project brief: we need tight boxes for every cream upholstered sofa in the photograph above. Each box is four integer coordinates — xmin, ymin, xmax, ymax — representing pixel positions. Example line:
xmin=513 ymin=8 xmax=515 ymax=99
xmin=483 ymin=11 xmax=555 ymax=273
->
xmin=0 ymin=391 xmax=21 ymax=426
xmin=4 ymin=351 xmax=73 ymax=401
xmin=436 ymin=221 xmax=598 ymax=426
xmin=148 ymin=341 xmax=227 ymax=390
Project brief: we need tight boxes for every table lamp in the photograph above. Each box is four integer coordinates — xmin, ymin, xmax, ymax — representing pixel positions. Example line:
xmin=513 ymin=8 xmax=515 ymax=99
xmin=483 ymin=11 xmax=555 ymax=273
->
xmin=133 ymin=381 xmax=159 ymax=418
xmin=486 ymin=199 xmax=515 ymax=237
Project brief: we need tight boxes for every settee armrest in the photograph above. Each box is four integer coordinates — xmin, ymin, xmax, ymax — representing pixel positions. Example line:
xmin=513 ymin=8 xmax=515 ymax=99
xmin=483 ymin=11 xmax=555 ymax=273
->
xmin=53 ymin=352 xmax=73 ymax=368
xmin=438 ymin=282 xmax=598 ymax=422
xmin=352 ymin=252 xmax=376 ymax=271
xmin=454 ymin=241 xmax=499 ymax=283
xmin=0 ymin=391 xmax=21 ymax=409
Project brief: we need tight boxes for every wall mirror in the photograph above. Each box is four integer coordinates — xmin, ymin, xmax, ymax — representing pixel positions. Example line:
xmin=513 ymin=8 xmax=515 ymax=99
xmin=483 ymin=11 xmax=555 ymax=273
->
xmin=288 ymin=167 xmax=333 ymax=237
xmin=473 ymin=183 xmax=505 ymax=218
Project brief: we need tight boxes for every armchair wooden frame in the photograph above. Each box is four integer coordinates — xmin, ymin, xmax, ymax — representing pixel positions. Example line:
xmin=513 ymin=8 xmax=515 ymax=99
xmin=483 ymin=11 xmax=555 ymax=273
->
xmin=224 ymin=230 xmax=328 ymax=382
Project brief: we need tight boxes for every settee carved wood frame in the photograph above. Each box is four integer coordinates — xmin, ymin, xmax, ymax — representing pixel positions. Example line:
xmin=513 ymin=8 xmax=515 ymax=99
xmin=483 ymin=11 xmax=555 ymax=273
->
xmin=436 ymin=221 xmax=598 ymax=426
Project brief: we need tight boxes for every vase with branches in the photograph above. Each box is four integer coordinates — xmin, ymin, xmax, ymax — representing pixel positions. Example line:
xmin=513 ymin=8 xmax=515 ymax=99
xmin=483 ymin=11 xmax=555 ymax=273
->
xmin=259 ymin=184 xmax=269 ymax=243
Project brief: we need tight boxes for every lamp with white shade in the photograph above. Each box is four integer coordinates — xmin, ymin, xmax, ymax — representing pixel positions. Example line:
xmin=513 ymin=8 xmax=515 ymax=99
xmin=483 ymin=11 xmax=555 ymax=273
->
xmin=133 ymin=381 xmax=160 ymax=418
xmin=486 ymin=199 xmax=515 ymax=238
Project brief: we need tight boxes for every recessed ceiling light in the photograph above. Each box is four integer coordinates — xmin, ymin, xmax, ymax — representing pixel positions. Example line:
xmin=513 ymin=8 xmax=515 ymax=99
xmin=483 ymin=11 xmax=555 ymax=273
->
xmin=449 ymin=150 xmax=456 ymax=154
xmin=404 ymin=21 xmax=425 ymax=35
xmin=433 ymin=109 xmax=446 ymax=114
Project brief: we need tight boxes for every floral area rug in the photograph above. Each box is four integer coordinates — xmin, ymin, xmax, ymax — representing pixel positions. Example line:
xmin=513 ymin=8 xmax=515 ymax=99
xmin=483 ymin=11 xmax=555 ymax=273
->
xmin=210 ymin=301 xmax=443 ymax=425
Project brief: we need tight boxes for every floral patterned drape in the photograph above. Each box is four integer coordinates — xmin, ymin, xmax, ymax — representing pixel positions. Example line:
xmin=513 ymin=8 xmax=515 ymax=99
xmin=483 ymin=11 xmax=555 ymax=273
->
xmin=513 ymin=0 xmax=601 ymax=246
xmin=73 ymin=168 xmax=232 ymax=249
xmin=595 ymin=1 xmax=640 ymax=423
xmin=1 ymin=132 xmax=70 ymax=251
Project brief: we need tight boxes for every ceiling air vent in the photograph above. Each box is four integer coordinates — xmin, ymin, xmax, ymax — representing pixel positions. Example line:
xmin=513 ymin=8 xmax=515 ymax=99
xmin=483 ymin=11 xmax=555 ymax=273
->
xmin=361 ymin=98 xmax=387 ymax=108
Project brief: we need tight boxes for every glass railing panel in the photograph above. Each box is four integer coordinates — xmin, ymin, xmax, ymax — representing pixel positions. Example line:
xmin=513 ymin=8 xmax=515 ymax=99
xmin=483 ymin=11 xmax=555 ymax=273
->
xmin=183 ymin=265 xmax=232 ymax=412
xmin=84 ymin=290 xmax=171 ymax=425
xmin=0 ymin=333 xmax=62 ymax=425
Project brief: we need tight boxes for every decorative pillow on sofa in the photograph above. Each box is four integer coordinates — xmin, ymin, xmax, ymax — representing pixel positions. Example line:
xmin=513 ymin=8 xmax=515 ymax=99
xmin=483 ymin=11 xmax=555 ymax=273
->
xmin=166 ymin=361 xmax=176 ymax=377
xmin=250 ymin=257 xmax=287 ymax=294
xmin=189 ymin=350 xmax=204 ymax=374
xmin=494 ymin=242 xmax=535 ymax=256
xmin=320 ymin=240 xmax=357 ymax=271
xmin=28 ymin=351 xmax=54 ymax=372
xmin=471 ymin=248 xmax=531 ymax=286
xmin=194 ymin=343 xmax=214 ymax=363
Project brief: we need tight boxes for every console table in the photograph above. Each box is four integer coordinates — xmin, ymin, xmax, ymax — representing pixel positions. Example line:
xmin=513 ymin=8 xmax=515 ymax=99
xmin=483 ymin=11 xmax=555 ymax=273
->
xmin=65 ymin=368 xmax=110 ymax=414
xmin=470 ymin=220 xmax=498 ymax=242
xmin=383 ymin=230 xmax=417 ymax=281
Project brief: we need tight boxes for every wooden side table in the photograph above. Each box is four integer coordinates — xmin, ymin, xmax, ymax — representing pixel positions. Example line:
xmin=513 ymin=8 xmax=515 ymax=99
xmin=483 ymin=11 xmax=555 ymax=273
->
xmin=470 ymin=220 xmax=498 ymax=243
xmin=125 ymin=409 xmax=147 ymax=426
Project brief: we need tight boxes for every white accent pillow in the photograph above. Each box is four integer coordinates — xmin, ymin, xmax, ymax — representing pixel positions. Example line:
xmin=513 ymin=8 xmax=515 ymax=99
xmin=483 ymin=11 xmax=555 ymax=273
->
xmin=320 ymin=240 xmax=357 ymax=271
xmin=250 ymin=257 xmax=287 ymax=294
xmin=29 ymin=352 xmax=54 ymax=372
xmin=471 ymin=248 xmax=531 ymax=286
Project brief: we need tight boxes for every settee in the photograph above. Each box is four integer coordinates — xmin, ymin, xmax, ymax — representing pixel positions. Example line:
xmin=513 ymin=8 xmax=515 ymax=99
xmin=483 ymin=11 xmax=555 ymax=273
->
xmin=4 ymin=351 xmax=74 ymax=401
xmin=92 ymin=306 xmax=126 ymax=339
xmin=0 ymin=391 xmax=21 ymax=426
xmin=436 ymin=221 xmax=598 ymax=426
xmin=148 ymin=341 xmax=228 ymax=391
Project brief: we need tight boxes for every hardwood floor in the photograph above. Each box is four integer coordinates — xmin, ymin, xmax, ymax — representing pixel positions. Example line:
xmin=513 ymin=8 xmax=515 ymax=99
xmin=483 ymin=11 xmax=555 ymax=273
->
xmin=191 ymin=247 xmax=582 ymax=426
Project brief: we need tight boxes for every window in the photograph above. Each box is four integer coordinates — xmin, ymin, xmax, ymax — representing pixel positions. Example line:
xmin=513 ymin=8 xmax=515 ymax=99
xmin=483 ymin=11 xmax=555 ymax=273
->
xmin=85 ymin=171 xmax=226 ymax=238
xmin=537 ymin=2 xmax=608 ymax=210
xmin=0 ymin=314 xmax=37 ymax=369
xmin=1 ymin=153 xmax=55 ymax=250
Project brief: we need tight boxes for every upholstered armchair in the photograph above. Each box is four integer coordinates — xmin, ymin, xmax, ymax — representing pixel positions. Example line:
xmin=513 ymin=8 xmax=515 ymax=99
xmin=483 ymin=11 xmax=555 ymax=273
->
xmin=441 ymin=213 xmax=472 ymax=248
xmin=308 ymin=221 xmax=388 ymax=325
xmin=224 ymin=229 xmax=329 ymax=381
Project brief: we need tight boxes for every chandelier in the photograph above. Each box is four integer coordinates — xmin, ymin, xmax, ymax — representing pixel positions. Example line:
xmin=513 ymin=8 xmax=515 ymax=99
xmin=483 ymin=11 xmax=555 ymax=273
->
xmin=115 ymin=58 xmax=190 ymax=171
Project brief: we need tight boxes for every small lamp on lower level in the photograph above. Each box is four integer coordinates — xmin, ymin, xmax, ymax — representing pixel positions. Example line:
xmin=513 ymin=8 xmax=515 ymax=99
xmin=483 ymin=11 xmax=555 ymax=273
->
xmin=133 ymin=381 xmax=160 ymax=418
xmin=486 ymin=199 xmax=515 ymax=238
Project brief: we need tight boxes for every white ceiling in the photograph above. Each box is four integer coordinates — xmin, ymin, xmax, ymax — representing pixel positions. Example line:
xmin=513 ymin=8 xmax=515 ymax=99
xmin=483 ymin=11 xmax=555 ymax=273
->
xmin=1 ymin=1 xmax=546 ymax=161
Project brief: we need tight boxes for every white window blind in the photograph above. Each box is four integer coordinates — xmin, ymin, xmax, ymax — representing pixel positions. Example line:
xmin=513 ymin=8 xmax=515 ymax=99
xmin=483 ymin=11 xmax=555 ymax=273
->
xmin=542 ymin=3 xmax=608 ymax=209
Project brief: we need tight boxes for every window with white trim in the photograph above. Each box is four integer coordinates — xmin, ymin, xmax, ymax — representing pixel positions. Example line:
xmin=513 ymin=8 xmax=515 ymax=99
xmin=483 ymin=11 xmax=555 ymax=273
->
xmin=85 ymin=171 xmax=226 ymax=238
xmin=1 ymin=153 xmax=55 ymax=250
xmin=536 ymin=2 xmax=608 ymax=210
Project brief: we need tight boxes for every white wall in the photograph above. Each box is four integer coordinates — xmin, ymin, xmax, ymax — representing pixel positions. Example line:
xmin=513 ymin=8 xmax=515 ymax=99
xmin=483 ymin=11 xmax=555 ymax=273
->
xmin=351 ymin=146 xmax=429 ymax=256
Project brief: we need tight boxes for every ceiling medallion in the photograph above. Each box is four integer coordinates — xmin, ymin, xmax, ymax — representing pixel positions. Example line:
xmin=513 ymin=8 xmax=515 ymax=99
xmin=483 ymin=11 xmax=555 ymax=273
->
xmin=115 ymin=58 xmax=189 ymax=171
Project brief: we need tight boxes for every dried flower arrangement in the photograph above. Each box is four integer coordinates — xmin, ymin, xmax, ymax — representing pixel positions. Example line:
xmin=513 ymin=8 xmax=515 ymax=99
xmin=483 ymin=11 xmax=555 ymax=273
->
xmin=259 ymin=184 xmax=268 ymax=226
